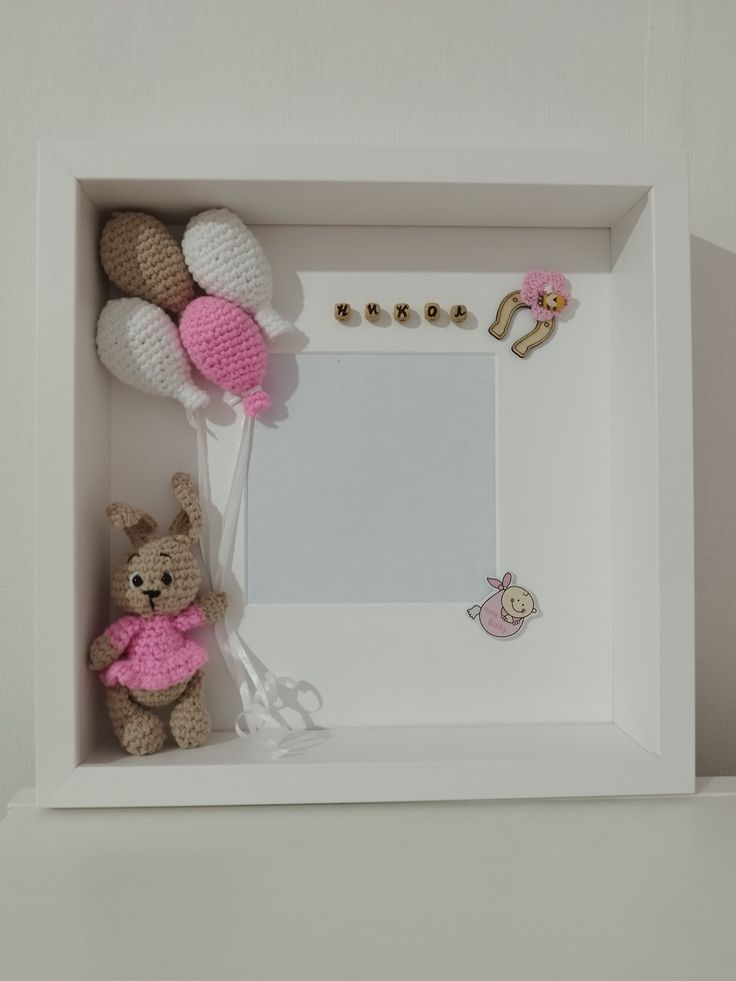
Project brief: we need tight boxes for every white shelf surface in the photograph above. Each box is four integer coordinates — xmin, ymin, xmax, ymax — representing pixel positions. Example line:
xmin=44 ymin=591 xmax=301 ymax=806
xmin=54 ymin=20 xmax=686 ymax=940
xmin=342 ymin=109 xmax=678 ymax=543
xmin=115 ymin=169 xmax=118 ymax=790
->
xmin=3 ymin=785 xmax=736 ymax=981
xmin=40 ymin=723 xmax=687 ymax=808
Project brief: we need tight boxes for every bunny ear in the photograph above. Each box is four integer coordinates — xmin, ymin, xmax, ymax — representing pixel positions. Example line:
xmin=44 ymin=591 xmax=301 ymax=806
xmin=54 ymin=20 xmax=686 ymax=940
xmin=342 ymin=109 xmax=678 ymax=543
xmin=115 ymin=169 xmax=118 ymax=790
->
xmin=168 ymin=472 xmax=202 ymax=543
xmin=502 ymin=573 xmax=513 ymax=588
xmin=488 ymin=578 xmax=503 ymax=589
xmin=106 ymin=504 xmax=158 ymax=547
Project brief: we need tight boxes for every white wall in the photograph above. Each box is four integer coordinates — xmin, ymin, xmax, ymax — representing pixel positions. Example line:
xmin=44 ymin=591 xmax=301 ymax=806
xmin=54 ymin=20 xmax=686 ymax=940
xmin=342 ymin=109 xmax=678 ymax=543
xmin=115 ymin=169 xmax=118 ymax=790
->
xmin=1 ymin=0 xmax=734 ymax=811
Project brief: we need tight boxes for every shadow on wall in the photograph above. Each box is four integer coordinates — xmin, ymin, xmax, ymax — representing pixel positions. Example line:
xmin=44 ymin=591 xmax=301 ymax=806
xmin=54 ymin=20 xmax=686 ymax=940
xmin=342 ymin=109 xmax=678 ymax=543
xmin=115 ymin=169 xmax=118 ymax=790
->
xmin=691 ymin=235 xmax=736 ymax=775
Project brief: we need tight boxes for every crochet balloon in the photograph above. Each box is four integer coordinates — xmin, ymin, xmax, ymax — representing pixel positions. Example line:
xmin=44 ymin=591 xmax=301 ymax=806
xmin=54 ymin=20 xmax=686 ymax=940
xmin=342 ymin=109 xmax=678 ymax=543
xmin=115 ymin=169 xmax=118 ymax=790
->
xmin=97 ymin=298 xmax=209 ymax=411
xmin=182 ymin=208 xmax=294 ymax=340
xmin=93 ymin=209 xmax=321 ymax=747
xmin=179 ymin=296 xmax=271 ymax=417
xmin=100 ymin=211 xmax=195 ymax=314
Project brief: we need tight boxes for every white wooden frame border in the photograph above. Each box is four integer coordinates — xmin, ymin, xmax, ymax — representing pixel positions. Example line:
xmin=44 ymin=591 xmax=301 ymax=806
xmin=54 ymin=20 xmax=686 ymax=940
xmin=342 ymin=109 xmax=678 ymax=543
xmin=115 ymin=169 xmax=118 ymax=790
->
xmin=35 ymin=144 xmax=693 ymax=806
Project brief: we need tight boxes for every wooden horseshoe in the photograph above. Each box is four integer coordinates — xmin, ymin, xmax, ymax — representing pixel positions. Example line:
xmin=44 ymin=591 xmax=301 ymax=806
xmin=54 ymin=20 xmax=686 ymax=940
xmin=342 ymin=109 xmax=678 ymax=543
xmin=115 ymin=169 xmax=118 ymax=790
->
xmin=489 ymin=290 xmax=528 ymax=339
xmin=511 ymin=317 xmax=556 ymax=359
xmin=489 ymin=289 xmax=557 ymax=358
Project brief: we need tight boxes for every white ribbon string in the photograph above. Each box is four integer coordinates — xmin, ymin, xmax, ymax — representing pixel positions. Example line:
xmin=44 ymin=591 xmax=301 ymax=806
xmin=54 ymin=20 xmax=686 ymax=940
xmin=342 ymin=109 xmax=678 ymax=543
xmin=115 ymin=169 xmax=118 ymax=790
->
xmin=214 ymin=412 xmax=278 ymax=724
xmin=187 ymin=404 xmax=321 ymax=744
xmin=187 ymin=409 xmax=215 ymax=591
xmin=187 ymin=409 xmax=270 ymax=725
xmin=214 ymin=412 xmax=253 ymax=592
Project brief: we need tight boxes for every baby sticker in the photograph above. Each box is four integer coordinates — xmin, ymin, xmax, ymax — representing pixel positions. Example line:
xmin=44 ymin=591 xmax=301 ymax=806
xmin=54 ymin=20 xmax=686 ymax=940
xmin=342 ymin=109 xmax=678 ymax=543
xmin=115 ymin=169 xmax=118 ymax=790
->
xmin=467 ymin=572 xmax=537 ymax=639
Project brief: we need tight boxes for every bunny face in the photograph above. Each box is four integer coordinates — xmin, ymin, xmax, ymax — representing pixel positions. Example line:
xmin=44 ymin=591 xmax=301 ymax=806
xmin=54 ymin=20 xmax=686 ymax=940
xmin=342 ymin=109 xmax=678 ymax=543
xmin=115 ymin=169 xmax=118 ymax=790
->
xmin=111 ymin=534 xmax=201 ymax=617
xmin=105 ymin=472 xmax=204 ymax=618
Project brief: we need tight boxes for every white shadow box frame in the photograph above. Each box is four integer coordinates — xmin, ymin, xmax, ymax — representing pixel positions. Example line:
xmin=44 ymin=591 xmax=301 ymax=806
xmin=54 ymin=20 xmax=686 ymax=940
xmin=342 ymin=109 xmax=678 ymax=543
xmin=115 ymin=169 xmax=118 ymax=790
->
xmin=35 ymin=144 xmax=693 ymax=807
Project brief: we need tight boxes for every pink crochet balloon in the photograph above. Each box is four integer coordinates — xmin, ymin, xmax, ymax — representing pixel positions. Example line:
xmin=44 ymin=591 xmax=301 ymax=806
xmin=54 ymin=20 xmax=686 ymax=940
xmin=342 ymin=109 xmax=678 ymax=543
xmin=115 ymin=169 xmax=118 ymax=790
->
xmin=179 ymin=296 xmax=271 ymax=417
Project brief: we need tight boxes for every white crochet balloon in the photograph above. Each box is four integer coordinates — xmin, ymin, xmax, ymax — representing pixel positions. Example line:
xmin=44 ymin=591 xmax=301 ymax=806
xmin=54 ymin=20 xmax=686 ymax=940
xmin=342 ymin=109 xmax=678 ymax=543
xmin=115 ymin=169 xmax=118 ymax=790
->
xmin=182 ymin=208 xmax=294 ymax=340
xmin=96 ymin=298 xmax=209 ymax=411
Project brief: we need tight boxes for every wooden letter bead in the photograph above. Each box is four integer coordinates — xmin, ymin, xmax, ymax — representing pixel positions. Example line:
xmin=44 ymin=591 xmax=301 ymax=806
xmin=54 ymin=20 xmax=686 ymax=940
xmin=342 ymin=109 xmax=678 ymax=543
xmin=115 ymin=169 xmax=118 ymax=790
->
xmin=424 ymin=302 xmax=440 ymax=322
xmin=334 ymin=303 xmax=351 ymax=322
xmin=451 ymin=304 xmax=468 ymax=324
xmin=394 ymin=303 xmax=410 ymax=323
xmin=365 ymin=302 xmax=381 ymax=322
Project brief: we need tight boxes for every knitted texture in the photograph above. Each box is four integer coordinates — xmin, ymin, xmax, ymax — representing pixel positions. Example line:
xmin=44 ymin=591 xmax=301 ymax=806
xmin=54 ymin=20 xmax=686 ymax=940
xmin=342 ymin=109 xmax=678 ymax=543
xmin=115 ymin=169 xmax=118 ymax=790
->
xmin=97 ymin=297 xmax=209 ymax=411
xmin=182 ymin=208 xmax=294 ymax=340
xmin=108 ymin=534 xmax=202 ymax=620
xmin=105 ymin=672 xmax=210 ymax=753
xmin=100 ymin=211 xmax=194 ymax=314
xmin=106 ymin=686 xmax=167 ymax=755
xmin=88 ymin=473 xmax=228 ymax=754
xmin=168 ymin=670 xmax=212 ymax=749
xmin=107 ymin=473 xmax=203 ymax=621
xmin=179 ymin=296 xmax=271 ymax=417
xmin=100 ymin=607 xmax=208 ymax=690
xmin=520 ymin=270 xmax=572 ymax=322
xmin=169 ymin=470 xmax=203 ymax=540
xmin=106 ymin=504 xmax=158 ymax=549
xmin=129 ymin=679 xmax=188 ymax=707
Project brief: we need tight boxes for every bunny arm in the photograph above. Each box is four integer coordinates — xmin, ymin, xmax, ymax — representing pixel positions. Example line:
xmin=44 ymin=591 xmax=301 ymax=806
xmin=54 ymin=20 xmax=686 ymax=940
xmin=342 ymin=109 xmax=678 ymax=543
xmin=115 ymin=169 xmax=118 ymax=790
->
xmin=88 ymin=615 xmax=143 ymax=671
xmin=197 ymin=591 xmax=228 ymax=625
xmin=88 ymin=635 xmax=120 ymax=671
xmin=168 ymin=595 xmax=227 ymax=633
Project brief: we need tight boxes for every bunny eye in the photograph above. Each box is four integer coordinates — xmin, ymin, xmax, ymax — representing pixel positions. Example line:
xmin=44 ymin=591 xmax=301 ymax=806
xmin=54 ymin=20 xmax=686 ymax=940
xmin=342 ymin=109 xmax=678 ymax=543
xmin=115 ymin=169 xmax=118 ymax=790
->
xmin=161 ymin=571 xmax=173 ymax=587
xmin=129 ymin=573 xmax=143 ymax=588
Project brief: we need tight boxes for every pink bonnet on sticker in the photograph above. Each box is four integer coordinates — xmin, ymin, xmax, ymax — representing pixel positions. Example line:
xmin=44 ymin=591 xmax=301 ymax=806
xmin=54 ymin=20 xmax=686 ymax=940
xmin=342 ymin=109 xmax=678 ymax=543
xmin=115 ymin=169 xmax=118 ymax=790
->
xmin=467 ymin=572 xmax=538 ymax=640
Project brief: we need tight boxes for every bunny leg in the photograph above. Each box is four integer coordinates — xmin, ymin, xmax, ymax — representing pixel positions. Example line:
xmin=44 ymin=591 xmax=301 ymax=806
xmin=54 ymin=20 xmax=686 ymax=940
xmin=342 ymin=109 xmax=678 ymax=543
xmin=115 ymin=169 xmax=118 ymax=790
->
xmin=169 ymin=670 xmax=211 ymax=749
xmin=467 ymin=605 xmax=481 ymax=619
xmin=106 ymin=685 xmax=167 ymax=756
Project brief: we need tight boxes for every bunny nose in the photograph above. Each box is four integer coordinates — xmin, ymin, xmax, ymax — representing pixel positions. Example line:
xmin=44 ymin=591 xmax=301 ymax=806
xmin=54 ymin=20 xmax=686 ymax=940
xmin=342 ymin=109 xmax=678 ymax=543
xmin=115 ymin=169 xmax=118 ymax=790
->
xmin=142 ymin=588 xmax=161 ymax=611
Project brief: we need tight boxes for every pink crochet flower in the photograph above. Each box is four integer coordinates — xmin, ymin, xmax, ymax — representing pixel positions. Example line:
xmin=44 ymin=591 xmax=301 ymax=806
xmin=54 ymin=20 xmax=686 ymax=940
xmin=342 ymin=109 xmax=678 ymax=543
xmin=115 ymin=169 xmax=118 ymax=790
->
xmin=520 ymin=270 xmax=572 ymax=322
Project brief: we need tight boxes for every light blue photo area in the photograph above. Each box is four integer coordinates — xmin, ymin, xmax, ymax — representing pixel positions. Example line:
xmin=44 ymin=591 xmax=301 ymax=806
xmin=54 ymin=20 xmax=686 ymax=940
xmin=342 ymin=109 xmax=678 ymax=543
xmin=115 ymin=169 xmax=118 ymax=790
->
xmin=247 ymin=353 xmax=496 ymax=604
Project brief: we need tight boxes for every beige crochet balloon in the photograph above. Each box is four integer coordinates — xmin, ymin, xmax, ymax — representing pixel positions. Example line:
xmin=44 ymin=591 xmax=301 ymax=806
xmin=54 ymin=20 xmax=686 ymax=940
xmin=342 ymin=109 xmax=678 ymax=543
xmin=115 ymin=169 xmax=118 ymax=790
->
xmin=100 ymin=211 xmax=195 ymax=314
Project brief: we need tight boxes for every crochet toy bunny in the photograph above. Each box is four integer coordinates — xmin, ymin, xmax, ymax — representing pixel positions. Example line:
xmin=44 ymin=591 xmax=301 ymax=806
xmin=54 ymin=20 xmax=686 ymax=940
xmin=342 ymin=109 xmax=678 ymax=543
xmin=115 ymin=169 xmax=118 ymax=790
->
xmin=88 ymin=472 xmax=227 ymax=755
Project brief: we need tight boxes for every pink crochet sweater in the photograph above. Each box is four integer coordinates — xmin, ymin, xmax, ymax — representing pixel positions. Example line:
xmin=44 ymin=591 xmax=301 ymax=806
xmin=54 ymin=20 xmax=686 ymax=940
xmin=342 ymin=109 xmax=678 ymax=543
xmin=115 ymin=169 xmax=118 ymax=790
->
xmin=100 ymin=604 xmax=208 ymax=691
